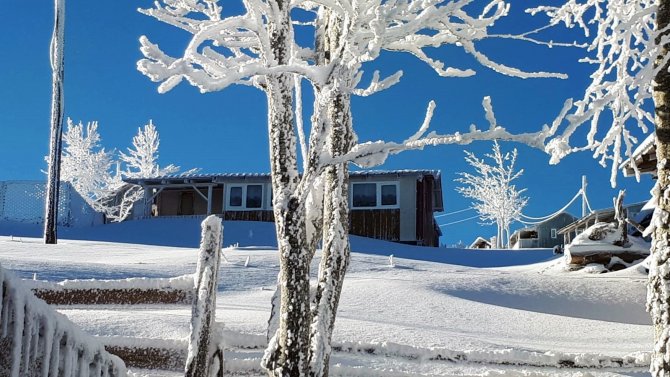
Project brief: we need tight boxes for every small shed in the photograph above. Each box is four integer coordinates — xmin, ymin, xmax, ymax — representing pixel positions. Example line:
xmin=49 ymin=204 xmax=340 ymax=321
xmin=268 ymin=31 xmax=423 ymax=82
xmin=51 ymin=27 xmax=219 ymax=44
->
xmin=124 ymin=170 xmax=444 ymax=246
xmin=469 ymin=237 xmax=491 ymax=249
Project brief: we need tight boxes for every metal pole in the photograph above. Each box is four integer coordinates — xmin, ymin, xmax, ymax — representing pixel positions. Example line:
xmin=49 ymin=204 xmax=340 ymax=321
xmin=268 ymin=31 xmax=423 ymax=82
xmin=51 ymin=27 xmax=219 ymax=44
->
xmin=581 ymin=175 xmax=587 ymax=217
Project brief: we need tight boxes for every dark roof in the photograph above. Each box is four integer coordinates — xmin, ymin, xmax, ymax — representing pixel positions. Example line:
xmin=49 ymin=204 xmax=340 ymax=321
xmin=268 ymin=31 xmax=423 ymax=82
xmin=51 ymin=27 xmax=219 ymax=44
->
xmin=123 ymin=169 xmax=441 ymax=185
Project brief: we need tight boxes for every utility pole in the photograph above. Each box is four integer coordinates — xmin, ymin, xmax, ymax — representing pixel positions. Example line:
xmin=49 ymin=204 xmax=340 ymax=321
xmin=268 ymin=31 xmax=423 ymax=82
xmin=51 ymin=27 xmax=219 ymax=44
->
xmin=581 ymin=175 xmax=588 ymax=217
xmin=44 ymin=0 xmax=66 ymax=244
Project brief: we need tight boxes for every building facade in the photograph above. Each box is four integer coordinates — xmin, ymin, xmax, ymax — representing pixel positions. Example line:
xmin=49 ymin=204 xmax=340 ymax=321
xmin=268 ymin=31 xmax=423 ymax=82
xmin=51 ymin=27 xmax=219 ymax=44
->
xmin=124 ymin=170 xmax=444 ymax=246
xmin=509 ymin=212 xmax=577 ymax=249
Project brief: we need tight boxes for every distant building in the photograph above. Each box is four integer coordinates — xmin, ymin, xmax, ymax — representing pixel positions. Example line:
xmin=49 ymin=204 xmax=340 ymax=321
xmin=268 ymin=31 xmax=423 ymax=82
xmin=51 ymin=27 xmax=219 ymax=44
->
xmin=509 ymin=212 xmax=577 ymax=249
xmin=469 ymin=237 xmax=491 ymax=249
xmin=124 ymin=170 xmax=444 ymax=246
xmin=557 ymin=202 xmax=647 ymax=245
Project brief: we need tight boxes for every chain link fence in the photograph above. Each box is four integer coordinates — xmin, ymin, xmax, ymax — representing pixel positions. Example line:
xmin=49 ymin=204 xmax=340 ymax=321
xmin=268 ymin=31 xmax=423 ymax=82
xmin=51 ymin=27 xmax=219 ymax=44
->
xmin=0 ymin=181 xmax=101 ymax=227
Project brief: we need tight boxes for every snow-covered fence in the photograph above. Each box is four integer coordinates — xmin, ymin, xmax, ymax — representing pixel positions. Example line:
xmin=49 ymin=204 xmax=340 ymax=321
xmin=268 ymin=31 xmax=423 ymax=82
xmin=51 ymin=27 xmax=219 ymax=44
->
xmin=29 ymin=275 xmax=195 ymax=305
xmin=185 ymin=215 xmax=224 ymax=377
xmin=19 ymin=216 xmax=225 ymax=374
xmin=0 ymin=181 xmax=103 ymax=227
xmin=0 ymin=263 xmax=127 ymax=377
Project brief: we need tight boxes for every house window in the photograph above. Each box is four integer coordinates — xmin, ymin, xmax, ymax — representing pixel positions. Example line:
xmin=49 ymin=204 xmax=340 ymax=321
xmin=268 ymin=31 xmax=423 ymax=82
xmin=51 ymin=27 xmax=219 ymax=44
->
xmin=227 ymin=184 xmax=264 ymax=210
xmin=381 ymin=184 xmax=397 ymax=206
xmin=352 ymin=183 xmax=377 ymax=207
xmin=246 ymin=185 xmax=263 ymax=208
xmin=351 ymin=182 xmax=399 ymax=209
xmin=551 ymin=228 xmax=557 ymax=239
xmin=229 ymin=187 xmax=243 ymax=207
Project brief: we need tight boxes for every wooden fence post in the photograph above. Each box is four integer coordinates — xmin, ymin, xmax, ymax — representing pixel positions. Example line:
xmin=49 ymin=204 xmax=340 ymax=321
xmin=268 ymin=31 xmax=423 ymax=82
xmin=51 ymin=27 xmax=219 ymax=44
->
xmin=185 ymin=215 xmax=224 ymax=377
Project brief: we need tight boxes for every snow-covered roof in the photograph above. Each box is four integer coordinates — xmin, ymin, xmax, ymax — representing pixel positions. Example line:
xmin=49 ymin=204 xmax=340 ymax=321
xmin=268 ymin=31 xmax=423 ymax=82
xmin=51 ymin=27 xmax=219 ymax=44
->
xmin=620 ymin=133 xmax=656 ymax=177
xmin=469 ymin=237 xmax=491 ymax=249
xmin=124 ymin=169 xmax=442 ymax=185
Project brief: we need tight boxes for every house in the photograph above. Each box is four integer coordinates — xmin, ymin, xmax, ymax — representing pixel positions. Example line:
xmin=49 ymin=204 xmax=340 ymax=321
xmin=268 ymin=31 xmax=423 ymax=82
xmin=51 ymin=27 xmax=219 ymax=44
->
xmin=123 ymin=170 xmax=444 ymax=246
xmin=557 ymin=202 xmax=647 ymax=245
xmin=621 ymin=133 xmax=657 ymax=178
xmin=469 ymin=236 xmax=491 ymax=249
xmin=509 ymin=212 xmax=577 ymax=249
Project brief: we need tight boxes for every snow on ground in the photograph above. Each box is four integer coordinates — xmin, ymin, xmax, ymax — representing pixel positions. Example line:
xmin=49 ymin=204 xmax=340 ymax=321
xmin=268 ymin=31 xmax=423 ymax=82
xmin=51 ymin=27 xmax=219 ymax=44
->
xmin=0 ymin=218 xmax=654 ymax=376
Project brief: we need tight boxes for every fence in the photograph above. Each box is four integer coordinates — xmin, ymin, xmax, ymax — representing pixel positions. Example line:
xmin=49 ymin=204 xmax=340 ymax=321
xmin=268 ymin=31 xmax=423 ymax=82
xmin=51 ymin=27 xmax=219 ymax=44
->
xmin=0 ymin=181 xmax=103 ymax=227
xmin=0 ymin=264 xmax=128 ymax=377
xmin=22 ymin=215 xmax=224 ymax=375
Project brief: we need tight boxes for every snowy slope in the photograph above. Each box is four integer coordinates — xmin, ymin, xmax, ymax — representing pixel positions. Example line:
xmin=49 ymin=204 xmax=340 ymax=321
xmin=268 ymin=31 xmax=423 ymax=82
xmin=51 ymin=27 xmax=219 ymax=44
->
xmin=0 ymin=218 xmax=653 ymax=376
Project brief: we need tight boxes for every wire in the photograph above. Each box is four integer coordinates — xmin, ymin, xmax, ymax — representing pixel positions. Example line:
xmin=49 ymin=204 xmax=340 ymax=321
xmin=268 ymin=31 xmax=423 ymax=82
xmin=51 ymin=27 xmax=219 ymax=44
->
xmin=438 ymin=214 xmax=480 ymax=227
xmin=583 ymin=192 xmax=594 ymax=214
xmin=435 ymin=207 xmax=473 ymax=218
xmin=519 ymin=189 xmax=583 ymax=223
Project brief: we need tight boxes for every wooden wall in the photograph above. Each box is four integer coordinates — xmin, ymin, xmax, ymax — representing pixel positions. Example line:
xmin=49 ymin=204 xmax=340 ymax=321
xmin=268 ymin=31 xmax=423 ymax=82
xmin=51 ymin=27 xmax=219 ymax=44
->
xmin=349 ymin=209 xmax=400 ymax=241
xmin=416 ymin=176 xmax=439 ymax=247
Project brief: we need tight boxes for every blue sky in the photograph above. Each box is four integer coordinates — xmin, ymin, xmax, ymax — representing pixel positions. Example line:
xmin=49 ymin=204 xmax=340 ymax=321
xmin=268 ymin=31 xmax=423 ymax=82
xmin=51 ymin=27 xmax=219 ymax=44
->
xmin=0 ymin=1 xmax=656 ymax=246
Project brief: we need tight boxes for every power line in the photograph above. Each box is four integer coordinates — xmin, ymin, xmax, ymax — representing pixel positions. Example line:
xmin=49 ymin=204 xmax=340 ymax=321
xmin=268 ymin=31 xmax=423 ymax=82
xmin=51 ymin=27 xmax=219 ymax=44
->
xmin=438 ymin=214 xmax=480 ymax=227
xmin=435 ymin=207 xmax=473 ymax=218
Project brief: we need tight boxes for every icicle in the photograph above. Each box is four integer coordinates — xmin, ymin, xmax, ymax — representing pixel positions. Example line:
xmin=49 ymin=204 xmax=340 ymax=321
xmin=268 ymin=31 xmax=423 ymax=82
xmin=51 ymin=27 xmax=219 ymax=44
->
xmin=31 ymin=321 xmax=40 ymax=363
xmin=0 ymin=269 xmax=5 ymax=318
xmin=92 ymin=354 xmax=102 ymax=377
xmin=22 ymin=304 xmax=33 ymax=371
xmin=78 ymin=349 xmax=89 ymax=377
xmin=49 ymin=331 xmax=61 ymax=377
xmin=41 ymin=320 xmax=53 ymax=377
xmin=10 ymin=295 xmax=25 ymax=377
xmin=2 ymin=283 xmax=10 ymax=338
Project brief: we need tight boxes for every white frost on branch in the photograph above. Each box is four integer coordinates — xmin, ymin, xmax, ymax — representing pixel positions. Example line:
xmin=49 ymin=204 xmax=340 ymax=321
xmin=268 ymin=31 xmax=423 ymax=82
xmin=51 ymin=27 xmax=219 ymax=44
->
xmin=530 ymin=0 xmax=670 ymax=187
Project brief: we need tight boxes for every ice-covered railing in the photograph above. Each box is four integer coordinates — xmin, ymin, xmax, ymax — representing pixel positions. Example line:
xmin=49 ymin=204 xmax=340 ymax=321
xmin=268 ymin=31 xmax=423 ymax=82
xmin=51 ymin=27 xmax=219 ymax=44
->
xmin=0 ymin=264 xmax=128 ymax=377
xmin=17 ymin=215 xmax=225 ymax=375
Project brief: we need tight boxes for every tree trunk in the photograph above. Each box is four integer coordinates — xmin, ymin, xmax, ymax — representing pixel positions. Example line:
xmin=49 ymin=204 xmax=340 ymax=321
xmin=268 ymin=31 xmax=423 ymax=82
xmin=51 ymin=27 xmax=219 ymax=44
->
xmin=44 ymin=0 xmax=65 ymax=245
xmin=648 ymin=1 xmax=670 ymax=375
xmin=306 ymin=10 xmax=356 ymax=377
xmin=260 ymin=3 xmax=312 ymax=376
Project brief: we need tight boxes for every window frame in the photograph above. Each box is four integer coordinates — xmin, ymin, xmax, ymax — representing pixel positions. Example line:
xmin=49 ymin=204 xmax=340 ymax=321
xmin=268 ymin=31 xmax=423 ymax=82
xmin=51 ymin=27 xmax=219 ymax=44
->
xmin=225 ymin=183 xmax=265 ymax=210
xmin=551 ymin=228 xmax=557 ymax=239
xmin=350 ymin=181 xmax=399 ymax=209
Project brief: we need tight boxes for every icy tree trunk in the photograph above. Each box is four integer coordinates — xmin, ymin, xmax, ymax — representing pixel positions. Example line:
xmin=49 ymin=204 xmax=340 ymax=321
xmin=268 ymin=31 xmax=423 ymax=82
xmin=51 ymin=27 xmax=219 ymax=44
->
xmin=260 ymin=3 xmax=312 ymax=376
xmin=308 ymin=11 xmax=355 ymax=376
xmin=613 ymin=190 xmax=628 ymax=247
xmin=185 ymin=215 xmax=224 ymax=377
xmin=648 ymin=2 xmax=670 ymax=375
xmin=43 ymin=0 xmax=65 ymax=245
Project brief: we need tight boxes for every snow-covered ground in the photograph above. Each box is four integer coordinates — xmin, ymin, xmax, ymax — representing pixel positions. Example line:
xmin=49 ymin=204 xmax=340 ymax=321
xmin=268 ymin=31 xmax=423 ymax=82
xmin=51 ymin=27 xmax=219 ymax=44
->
xmin=0 ymin=219 xmax=653 ymax=376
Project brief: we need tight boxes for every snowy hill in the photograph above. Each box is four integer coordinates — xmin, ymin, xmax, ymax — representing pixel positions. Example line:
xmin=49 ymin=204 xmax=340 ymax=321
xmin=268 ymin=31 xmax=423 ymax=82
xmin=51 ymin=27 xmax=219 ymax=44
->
xmin=0 ymin=217 xmax=556 ymax=267
xmin=0 ymin=218 xmax=652 ymax=376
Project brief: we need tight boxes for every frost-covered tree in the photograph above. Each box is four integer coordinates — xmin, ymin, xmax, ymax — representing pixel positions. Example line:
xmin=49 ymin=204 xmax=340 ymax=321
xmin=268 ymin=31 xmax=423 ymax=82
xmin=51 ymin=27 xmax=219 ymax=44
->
xmin=43 ymin=0 xmax=65 ymax=244
xmin=529 ymin=1 xmax=670 ymax=375
xmin=457 ymin=141 xmax=528 ymax=248
xmin=138 ymin=1 xmax=573 ymax=375
xmin=119 ymin=120 xmax=179 ymax=178
xmin=58 ymin=119 xmax=183 ymax=222
xmin=60 ymin=119 xmax=114 ymax=205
